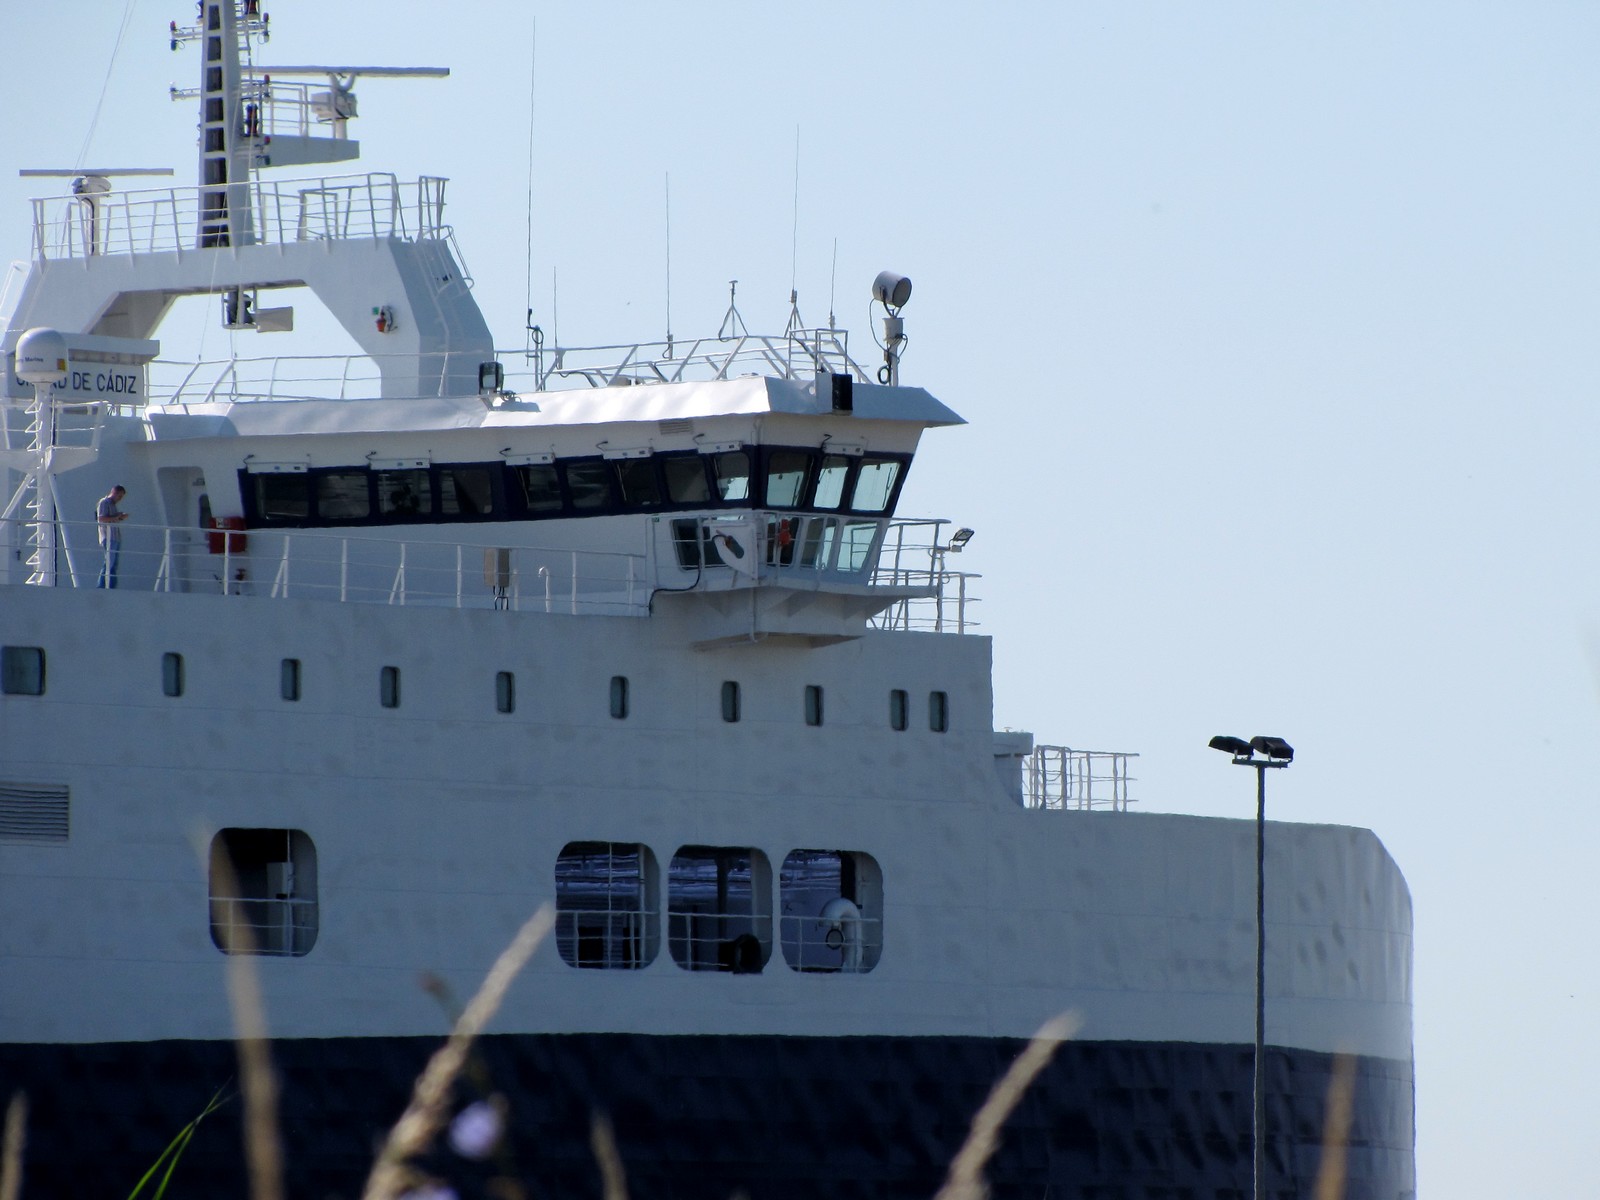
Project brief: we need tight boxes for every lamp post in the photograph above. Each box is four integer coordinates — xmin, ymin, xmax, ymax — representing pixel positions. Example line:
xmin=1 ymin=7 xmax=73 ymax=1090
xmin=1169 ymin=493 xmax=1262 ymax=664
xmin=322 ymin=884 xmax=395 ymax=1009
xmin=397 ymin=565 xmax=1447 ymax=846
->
xmin=1208 ymin=734 xmax=1294 ymax=1200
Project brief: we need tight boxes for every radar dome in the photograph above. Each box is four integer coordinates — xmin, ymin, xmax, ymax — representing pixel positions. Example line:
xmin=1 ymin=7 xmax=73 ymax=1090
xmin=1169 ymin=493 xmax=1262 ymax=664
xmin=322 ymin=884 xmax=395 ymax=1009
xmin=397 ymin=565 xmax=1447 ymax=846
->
xmin=15 ymin=328 xmax=69 ymax=387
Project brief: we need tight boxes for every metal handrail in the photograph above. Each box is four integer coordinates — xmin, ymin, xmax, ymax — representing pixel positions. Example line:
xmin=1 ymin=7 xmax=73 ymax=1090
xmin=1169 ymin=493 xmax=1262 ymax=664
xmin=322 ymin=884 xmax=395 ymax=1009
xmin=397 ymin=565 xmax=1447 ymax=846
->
xmin=1023 ymin=746 xmax=1139 ymax=812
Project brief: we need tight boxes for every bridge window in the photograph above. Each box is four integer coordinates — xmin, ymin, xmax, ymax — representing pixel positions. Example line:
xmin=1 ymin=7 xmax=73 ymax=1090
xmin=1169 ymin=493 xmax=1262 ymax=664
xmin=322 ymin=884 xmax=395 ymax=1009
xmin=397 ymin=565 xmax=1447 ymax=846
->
xmin=1 ymin=647 xmax=45 ymax=696
xmin=375 ymin=469 xmax=431 ymax=517
xmin=849 ymin=457 xmax=902 ymax=513
xmin=609 ymin=675 xmax=629 ymax=719
xmin=813 ymin=455 xmax=852 ymax=509
xmin=889 ymin=689 xmax=908 ymax=731
xmin=253 ymin=473 xmax=309 ymax=522
xmin=721 ymin=681 xmax=741 ymax=723
xmin=317 ymin=470 xmax=370 ymax=520
xmin=804 ymin=685 xmax=824 ymax=727
xmin=515 ymin=463 xmax=563 ymax=513
xmin=495 ymin=671 xmax=515 ymax=714
xmin=663 ymin=455 xmax=711 ymax=504
xmin=439 ymin=466 xmax=495 ymax=516
xmin=929 ymin=691 xmax=949 ymax=733
xmin=763 ymin=450 xmax=812 ymax=508
xmin=564 ymin=460 xmax=615 ymax=512
xmin=615 ymin=459 xmax=664 ymax=509
xmin=555 ymin=842 xmax=659 ymax=969
xmin=713 ymin=451 xmax=751 ymax=502
xmin=779 ymin=849 xmax=882 ymax=973
xmin=668 ymin=846 xmax=771 ymax=973
xmin=209 ymin=828 xmax=318 ymax=956
xmin=280 ymin=658 xmax=301 ymax=702
xmin=839 ymin=520 xmax=880 ymax=572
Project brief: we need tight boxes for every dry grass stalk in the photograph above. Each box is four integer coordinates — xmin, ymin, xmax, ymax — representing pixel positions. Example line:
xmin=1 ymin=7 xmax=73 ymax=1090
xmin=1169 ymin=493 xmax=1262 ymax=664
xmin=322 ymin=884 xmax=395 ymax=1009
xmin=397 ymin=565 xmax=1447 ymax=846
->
xmin=589 ymin=1113 xmax=629 ymax=1200
xmin=208 ymin=846 xmax=286 ymax=1200
xmin=932 ymin=1012 xmax=1080 ymax=1200
xmin=361 ymin=905 xmax=555 ymax=1200
xmin=1311 ymin=1051 xmax=1357 ymax=1200
xmin=1 ymin=1092 xmax=26 ymax=1200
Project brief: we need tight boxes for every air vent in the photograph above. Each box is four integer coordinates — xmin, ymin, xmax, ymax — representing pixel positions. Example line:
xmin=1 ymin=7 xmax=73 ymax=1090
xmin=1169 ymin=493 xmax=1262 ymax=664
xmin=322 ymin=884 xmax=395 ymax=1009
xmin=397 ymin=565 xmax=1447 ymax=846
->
xmin=0 ymin=783 xmax=69 ymax=843
xmin=657 ymin=419 xmax=695 ymax=436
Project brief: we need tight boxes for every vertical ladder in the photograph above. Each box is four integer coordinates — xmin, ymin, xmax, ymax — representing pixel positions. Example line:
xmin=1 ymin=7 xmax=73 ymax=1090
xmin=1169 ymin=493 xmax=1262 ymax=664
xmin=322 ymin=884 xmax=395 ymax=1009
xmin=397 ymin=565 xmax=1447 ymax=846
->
xmin=196 ymin=2 xmax=257 ymax=249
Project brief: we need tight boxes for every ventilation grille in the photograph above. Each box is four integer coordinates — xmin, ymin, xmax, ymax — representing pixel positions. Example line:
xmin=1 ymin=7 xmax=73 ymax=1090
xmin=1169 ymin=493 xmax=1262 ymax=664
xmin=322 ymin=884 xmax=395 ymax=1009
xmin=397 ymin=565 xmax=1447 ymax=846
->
xmin=657 ymin=419 xmax=695 ymax=436
xmin=0 ymin=783 xmax=69 ymax=843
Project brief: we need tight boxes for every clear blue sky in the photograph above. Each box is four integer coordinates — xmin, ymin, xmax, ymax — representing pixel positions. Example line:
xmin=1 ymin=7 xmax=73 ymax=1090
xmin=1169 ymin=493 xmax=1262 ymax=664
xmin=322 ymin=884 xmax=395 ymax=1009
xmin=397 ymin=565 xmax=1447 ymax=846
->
xmin=5 ymin=3 xmax=1597 ymax=1196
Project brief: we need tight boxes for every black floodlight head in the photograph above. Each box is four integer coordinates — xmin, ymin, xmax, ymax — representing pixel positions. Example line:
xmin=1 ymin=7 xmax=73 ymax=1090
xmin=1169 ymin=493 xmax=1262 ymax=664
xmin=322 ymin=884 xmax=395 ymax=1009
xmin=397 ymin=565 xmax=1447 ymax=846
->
xmin=1249 ymin=735 xmax=1294 ymax=762
xmin=1209 ymin=735 xmax=1254 ymax=757
xmin=949 ymin=527 xmax=975 ymax=550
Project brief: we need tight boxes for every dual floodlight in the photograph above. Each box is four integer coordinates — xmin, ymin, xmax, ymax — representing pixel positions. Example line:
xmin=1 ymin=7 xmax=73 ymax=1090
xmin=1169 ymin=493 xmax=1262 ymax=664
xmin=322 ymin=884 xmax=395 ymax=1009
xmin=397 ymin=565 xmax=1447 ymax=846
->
xmin=1209 ymin=734 xmax=1294 ymax=764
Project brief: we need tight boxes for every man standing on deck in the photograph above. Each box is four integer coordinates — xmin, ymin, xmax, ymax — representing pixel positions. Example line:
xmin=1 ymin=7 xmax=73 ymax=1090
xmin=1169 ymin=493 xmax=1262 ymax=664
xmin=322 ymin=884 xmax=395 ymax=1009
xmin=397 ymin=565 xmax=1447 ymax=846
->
xmin=96 ymin=485 xmax=128 ymax=588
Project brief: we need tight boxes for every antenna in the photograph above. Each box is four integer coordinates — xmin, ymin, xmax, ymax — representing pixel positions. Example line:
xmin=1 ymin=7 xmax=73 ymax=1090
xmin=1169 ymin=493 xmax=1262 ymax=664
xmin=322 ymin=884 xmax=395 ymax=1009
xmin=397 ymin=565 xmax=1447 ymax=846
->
xmin=829 ymin=238 xmax=838 ymax=329
xmin=524 ymin=18 xmax=538 ymax=359
xmin=664 ymin=173 xmax=674 ymax=357
xmin=718 ymin=280 xmax=748 ymax=341
xmin=790 ymin=126 xmax=801 ymax=302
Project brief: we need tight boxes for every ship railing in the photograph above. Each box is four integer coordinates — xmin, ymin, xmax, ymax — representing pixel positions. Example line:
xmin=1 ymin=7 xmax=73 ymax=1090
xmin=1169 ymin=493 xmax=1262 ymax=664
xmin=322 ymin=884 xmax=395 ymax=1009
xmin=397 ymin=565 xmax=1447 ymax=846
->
xmin=1023 ymin=746 xmax=1139 ymax=812
xmin=868 ymin=518 xmax=981 ymax=632
xmin=208 ymin=895 xmax=318 ymax=957
xmin=553 ymin=907 xmax=657 ymax=971
xmin=28 ymin=172 xmax=449 ymax=260
xmin=778 ymin=912 xmax=885 ymax=974
xmin=2 ymin=518 xmax=651 ymax=616
xmin=147 ymin=331 xmax=869 ymax=407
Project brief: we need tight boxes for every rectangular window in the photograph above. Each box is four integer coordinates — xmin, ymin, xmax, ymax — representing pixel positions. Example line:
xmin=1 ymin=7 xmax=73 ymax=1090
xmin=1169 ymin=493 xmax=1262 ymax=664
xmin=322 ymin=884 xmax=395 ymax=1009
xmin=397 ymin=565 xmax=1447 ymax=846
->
xmin=253 ymin=473 xmax=309 ymax=522
xmin=564 ymin=460 xmax=615 ymax=512
xmin=209 ymin=828 xmax=318 ymax=956
xmin=555 ymin=842 xmax=659 ymax=969
xmin=375 ymin=468 xmax=432 ymax=517
xmin=280 ymin=658 xmax=301 ymax=702
xmin=889 ymin=689 xmax=908 ymax=732
xmin=668 ymin=846 xmax=771 ymax=973
xmin=929 ymin=690 xmax=949 ymax=733
xmin=839 ymin=520 xmax=880 ymax=572
xmin=712 ymin=451 xmax=750 ymax=502
xmin=316 ymin=470 xmax=371 ymax=520
xmin=515 ymin=463 xmax=564 ymax=514
xmin=496 ymin=671 xmax=516 ymax=714
xmin=609 ymin=675 xmax=629 ymax=719
xmin=380 ymin=665 xmax=400 ymax=709
xmin=615 ymin=459 xmax=664 ymax=509
xmin=721 ymin=680 xmax=741 ymax=723
xmin=779 ymin=849 xmax=882 ymax=973
xmin=763 ymin=450 xmax=812 ymax=508
xmin=813 ymin=454 xmax=852 ymax=509
xmin=162 ymin=652 xmax=185 ymax=698
xmin=1 ymin=646 xmax=46 ymax=696
xmin=663 ymin=456 xmax=711 ymax=504
xmin=804 ymin=685 xmax=824 ymax=728
xmin=439 ymin=466 xmax=495 ymax=516
xmin=849 ymin=457 xmax=902 ymax=513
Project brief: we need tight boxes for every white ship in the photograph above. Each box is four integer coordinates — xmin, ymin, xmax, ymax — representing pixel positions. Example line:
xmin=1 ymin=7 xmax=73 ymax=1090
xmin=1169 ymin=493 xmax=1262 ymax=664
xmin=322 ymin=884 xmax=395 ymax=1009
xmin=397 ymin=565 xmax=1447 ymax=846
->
xmin=0 ymin=6 xmax=1414 ymax=1197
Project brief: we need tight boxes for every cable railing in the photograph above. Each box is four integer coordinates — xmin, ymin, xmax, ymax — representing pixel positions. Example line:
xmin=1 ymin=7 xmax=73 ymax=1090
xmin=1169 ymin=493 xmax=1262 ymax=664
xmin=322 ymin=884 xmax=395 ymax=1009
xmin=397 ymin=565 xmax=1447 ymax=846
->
xmin=28 ymin=173 xmax=448 ymax=260
xmin=2 ymin=514 xmax=983 ymax=631
xmin=1023 ymin=746 xmax=1138 ymax=812
xmin=1 ymin=518 xmax=651 ymax=616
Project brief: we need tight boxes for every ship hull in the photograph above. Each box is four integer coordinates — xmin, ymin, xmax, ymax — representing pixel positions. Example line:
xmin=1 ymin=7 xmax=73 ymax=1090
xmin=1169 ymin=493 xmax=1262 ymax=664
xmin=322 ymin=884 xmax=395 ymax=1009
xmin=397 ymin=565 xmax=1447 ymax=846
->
xmin=2 ymin=1032 xmax=1414 ymax=1199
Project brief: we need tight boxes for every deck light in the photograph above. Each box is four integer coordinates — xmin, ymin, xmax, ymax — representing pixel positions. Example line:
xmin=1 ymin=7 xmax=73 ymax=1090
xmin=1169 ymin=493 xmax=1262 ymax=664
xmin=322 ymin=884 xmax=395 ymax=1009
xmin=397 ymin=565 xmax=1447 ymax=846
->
xmin=871 ymin=270 xmax=912 ymax=311
xmin=1209 ymin=733 xmax=1294 ymax=1200
xmin=948 ymin=527 xmax=975 ymax=551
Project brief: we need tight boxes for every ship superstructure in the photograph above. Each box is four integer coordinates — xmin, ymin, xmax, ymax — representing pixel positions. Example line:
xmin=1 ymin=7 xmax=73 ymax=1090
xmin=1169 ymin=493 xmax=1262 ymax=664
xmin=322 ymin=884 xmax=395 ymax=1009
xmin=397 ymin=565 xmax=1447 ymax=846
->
xmin=0 ymin=7 xmax=1414 ymax=1198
